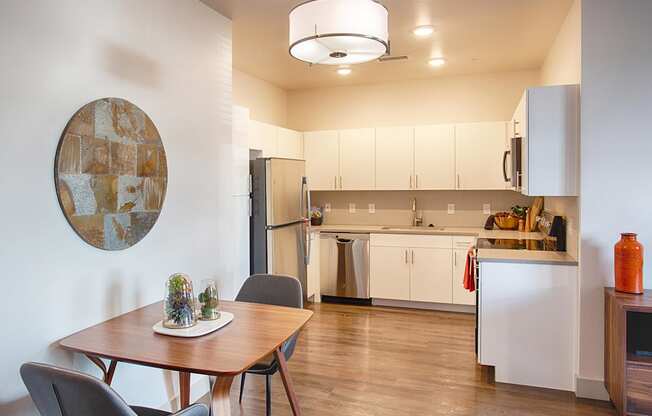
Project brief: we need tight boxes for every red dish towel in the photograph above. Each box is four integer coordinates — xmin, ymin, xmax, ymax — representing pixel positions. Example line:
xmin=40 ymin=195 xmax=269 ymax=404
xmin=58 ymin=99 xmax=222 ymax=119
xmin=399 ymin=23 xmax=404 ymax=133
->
xmin=463 ymin=247 xmax=476 ymax=292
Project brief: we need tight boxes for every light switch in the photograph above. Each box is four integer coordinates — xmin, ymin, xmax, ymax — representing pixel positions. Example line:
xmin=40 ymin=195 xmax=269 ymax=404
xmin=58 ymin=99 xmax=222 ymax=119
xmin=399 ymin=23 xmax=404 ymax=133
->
xmin=349 ymin=203 xmax=356 ymax=214
xmin=483 ymin=204 xmax=491 ymax=214
xmin=368 ymin=203 xmax=376 ymax=214
xmin=324 ymin=203 xmax=331 ymax=213
xmin=447 ymin=204 xmax=455 ymax=214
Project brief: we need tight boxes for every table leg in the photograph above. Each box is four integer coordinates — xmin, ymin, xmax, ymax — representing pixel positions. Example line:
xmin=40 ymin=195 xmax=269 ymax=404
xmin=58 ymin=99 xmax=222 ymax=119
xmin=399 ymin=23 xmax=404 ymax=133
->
xmin=273 ymin=348 xmax=302 ymax=416
xmin=85 ymin=354 xmax=118 ymax=385
xmin=179 ymin=372 xmax=191 ymax=409
xmin=211 ymin=376 xmax=235 ymax=416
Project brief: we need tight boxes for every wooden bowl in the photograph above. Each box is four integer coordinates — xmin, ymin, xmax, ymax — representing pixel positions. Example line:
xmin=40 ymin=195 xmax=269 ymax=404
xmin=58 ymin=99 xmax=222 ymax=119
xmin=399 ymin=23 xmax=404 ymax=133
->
xmin=494 ymin=214 xmax=520 ymax=230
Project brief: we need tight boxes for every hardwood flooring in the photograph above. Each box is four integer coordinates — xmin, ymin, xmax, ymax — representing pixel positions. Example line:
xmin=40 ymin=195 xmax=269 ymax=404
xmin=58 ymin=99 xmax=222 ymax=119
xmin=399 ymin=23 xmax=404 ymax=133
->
xmin=226 ymin=302 xmax=615 ymax=415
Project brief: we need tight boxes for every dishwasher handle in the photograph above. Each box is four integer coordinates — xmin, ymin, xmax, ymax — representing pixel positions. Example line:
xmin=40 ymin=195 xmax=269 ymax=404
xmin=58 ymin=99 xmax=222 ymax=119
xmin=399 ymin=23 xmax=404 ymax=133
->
xmin=336 ymin=238 xmax=353 ymax=244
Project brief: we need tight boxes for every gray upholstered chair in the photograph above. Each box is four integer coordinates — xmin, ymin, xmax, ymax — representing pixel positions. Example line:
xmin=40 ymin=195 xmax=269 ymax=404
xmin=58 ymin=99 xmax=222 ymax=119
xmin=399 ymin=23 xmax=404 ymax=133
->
xmin=20 ymin=362 xmax=208 ymax=416
xmin=235 ymin=274 xmax=303 ymax=416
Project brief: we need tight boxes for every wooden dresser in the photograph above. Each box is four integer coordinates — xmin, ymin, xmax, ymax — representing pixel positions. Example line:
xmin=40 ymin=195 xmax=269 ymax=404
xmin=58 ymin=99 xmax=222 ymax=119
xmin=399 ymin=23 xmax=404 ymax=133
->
xmin=605 ymin=288 xmax=652 ymax=416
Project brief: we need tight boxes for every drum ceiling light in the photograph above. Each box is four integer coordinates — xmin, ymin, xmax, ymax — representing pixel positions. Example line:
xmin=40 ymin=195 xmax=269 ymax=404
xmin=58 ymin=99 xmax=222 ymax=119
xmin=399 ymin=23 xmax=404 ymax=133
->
xmin=289 ymin=0 xmax=389 ymax=65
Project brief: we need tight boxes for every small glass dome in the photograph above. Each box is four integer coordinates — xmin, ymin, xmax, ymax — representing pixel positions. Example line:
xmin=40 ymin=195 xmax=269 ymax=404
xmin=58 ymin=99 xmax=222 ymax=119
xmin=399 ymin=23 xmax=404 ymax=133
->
xmin=163 ymin=273 xmax=197 ymax=329
xmin=198 ymin=279 xmax=221 ymax=321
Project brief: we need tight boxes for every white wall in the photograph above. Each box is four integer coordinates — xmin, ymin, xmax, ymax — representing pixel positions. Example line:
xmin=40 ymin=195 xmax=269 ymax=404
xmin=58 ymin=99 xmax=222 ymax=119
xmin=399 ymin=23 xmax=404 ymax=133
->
xmin=579 ymin=0 xmax=652 ymax=396
xmin=233 ymin=68 xmax=288 ymax=127
xmin=0 ymin=1 xmax=233 ymax=415
xmin=287 ymin=70 xmax=539 ymax=131
xmin=540 ymin=0 xmax=581 ymax=86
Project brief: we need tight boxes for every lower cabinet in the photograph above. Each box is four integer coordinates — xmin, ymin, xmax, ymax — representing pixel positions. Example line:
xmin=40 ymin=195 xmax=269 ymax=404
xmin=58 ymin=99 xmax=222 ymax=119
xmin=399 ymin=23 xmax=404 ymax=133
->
xmin=410 ymin=248 xmax=453 ymax=303
xmin=370 ymin=234 xmax=472 ymax=305
xmin=369 ymin=246 xmax=410 ymax=300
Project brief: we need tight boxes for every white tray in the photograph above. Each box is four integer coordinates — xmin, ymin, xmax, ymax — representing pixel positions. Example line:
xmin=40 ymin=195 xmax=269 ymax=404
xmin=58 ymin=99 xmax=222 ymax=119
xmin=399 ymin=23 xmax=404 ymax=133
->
xmin=152 ymin=311 xmax=234 ymax=338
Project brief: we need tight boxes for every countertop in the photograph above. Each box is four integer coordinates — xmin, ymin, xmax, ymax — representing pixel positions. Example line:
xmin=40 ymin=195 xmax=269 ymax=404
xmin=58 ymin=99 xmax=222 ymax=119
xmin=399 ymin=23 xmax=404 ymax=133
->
xmin=310 ymin=224 xmax=578 ymax=266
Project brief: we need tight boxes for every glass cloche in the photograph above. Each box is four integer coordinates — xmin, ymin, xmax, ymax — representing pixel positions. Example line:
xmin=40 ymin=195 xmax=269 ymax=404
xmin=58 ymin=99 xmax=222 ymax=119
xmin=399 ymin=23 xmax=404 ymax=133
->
xmin=163 ymin=273 xmax=197 ymax=329
xmin=198 ymin=279 xmax=220 ymax=321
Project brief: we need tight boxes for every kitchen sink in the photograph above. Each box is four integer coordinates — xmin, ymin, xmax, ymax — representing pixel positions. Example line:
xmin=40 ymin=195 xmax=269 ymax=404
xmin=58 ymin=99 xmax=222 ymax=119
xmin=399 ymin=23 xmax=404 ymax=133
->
xmin=380 ymin=226 xmax=446 ymax=231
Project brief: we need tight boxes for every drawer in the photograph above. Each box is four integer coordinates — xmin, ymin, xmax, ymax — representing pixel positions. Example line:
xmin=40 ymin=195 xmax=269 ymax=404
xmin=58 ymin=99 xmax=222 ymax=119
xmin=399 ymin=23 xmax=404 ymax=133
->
xmin=370 ymin=233 xmax=452 ymax=249
xmin=627 ymin=363 xmax=652 ymax=415
xmin=453 ymin=236 xmax=475 ymax=249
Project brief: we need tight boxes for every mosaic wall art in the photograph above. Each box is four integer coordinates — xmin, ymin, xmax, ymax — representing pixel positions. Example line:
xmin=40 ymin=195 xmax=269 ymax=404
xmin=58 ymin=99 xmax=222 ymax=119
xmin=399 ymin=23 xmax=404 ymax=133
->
xmin=55 ymin=98 xmax=167 ymax=250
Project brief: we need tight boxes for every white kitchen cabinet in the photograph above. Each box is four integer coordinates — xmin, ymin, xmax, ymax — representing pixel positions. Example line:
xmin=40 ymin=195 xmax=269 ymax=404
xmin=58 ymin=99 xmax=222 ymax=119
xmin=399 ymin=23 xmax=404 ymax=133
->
xmin=304 ymin=130 xmax=340 ymax=190
xmin=515 ymin=85 xmax=579 ymax=196
xmin=410 ymin=248 xmax=453 ymax=303
xmin=414 ymin=125 xmax=456 ymax=189
xmin=370 ymin=245 xmax=411 ymax=300
xmin=478 ymin=260 xmax=577 ymax=391
xmin=339 ymin=128 xmax=375 ymax=190
xmin=277 ymin=127 xmax=303 ymax=159
xmin=249 ymin=120 xmax=277 ymax=157
xmin=375 ymin=127 xmax=414 ymax=190
xmin=455 ymin=122 xmax=508 ymax=190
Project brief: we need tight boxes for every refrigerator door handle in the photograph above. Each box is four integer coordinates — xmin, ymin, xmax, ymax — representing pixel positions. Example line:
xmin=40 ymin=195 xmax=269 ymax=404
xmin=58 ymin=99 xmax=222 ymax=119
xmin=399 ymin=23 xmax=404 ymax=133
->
xmin=302 ymin=176 xmax=312 ymax=265
xmin=266 ymin=220 xmax=305 ymax=230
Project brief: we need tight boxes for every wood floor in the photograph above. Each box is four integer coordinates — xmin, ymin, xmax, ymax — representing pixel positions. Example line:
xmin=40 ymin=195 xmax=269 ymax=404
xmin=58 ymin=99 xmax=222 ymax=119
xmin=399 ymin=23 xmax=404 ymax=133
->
xmin=228 ymin=302 xmax=615 ymax=415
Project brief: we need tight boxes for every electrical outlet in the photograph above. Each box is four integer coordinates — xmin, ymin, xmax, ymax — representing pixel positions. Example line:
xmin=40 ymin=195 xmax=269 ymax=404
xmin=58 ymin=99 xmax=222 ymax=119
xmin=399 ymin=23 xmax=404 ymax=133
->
xmin=483 ymin=203 xmax=491 ymax=214
xmin=368 ymin=203 xmax=376 ymax=214
xmin=447 ymin=204 xmax=455 ymax=214
xmin=324 ymin=203 xmax=331 ymax=213
xmin=349 ymin=203 xmax=356 ymax=214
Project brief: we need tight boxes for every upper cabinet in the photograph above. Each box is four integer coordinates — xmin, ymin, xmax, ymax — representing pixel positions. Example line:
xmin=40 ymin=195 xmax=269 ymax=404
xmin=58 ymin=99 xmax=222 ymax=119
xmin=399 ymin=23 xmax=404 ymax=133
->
xmin=249 ymin=120 xmax=278 ymax=157
xmin=304 ymin=130 xmax=340 ymax=190
xmin=339 ymin=128 xmax=375 ymax=190
xmin=512 ymin=85 xmax=579 ymax=197
xmin=414 ymin=124 xmax=456 ymax=190
xmin=456 ymin=122 xmax=509 ymax=190
xmin=277 ymin=127 xmax=304 ymax=160
xmin=375 ymin=127 xmax=414 ymax=190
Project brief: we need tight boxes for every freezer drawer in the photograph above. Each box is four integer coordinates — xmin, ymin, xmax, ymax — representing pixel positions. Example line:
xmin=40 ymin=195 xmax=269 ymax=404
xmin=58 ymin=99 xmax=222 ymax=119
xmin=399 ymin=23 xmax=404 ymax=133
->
xmin=320 ymin=233 xmax=370 ymax=299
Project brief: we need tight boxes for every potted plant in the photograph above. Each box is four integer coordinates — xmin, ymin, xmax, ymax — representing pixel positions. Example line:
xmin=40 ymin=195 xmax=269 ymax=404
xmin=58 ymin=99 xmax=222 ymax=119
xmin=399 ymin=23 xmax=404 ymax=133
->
xmin=310 ymin=206 xmax=323 ymax=226
xmin=198 ymin=279 xmax=220 ymax=320
xmin=163 ymin=273 xmax=197 ymax=329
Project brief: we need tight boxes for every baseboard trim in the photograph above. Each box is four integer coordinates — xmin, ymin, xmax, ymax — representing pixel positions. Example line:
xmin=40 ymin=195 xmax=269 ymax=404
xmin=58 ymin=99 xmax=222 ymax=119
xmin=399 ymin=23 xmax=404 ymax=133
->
xmin=575 ymin=376 xmax=610 ymax=401
xmin=372 ymin=298 xmax=475 ymax=314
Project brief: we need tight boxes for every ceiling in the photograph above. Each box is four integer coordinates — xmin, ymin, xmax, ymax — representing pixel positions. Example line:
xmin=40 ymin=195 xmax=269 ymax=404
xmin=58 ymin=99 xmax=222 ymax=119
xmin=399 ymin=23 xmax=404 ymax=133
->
xmin=202 ymin=0 xmax=573 ymax=90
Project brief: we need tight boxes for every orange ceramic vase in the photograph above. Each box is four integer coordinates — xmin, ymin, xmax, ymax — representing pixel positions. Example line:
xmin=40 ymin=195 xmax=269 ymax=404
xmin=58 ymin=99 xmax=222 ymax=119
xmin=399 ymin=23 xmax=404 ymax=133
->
xmin=614 ymin=233 xmax=644 ymax=294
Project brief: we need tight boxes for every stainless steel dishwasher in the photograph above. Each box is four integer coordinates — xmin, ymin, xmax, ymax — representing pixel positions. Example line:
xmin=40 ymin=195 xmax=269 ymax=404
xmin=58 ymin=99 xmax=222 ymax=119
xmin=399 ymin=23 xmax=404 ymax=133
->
xmin=320 ymin=233 xmax=370 ymax=300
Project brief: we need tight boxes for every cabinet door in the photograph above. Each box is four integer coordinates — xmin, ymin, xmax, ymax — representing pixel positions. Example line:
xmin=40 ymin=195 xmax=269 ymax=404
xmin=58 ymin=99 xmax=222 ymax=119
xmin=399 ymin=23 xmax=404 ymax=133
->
xmin=410 ymin=248 xmax=453 ymax=304
xmin=306 ymin=232 xmax=320 ymax=301
xmin=375 ymin=127 xmax=414 ymax=190
xmin=455 ymin=122 xmax=508 ymax=190
xmin=249 ymin=120 xmax=277 ymax=157
xmin=414 ymin=124 xmax=456 ymax=189
xmin=370 ymin=246 xmax=410 ymax=300
xmin=514 ymin=92 xmax=529 ymax=195
xmin=277 ymin=127 xmax=304 ymax=160
xmin=453 ymin=249 xmax=475 ymax=305
xmin=339 ymin=128 xmax=375 ymax=190
xmin=304 ymin=130 xmax=339 ymax=191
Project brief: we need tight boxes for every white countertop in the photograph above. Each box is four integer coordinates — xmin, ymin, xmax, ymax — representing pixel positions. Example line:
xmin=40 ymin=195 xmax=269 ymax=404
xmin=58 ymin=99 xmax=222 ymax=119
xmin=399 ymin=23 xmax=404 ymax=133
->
xmin=311 ymin=224 xmax=577 ymax=266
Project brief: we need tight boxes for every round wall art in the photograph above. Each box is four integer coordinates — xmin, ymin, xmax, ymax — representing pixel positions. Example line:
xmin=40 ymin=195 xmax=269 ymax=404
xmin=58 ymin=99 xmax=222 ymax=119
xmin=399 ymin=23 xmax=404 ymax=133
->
xmin=55 ymin=98 xmax=167 ymax=250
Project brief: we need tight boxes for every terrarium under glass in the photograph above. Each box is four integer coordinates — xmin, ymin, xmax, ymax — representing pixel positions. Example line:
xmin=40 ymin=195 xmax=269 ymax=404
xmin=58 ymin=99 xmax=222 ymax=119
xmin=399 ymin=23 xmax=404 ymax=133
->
xmin=197 ymin=279 xmax=220 ymax=321
xmin=163 ymin=273 xmax=197 ymax=329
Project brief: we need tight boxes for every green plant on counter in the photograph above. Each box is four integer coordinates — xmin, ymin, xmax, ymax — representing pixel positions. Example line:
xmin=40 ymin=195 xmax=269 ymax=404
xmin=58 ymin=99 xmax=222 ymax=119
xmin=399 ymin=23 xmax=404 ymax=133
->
xmin=511 ymin=205 xmax=528 ymax=219
xmin=310 ymin=207 xmax=323 ymax=219
xmin=198 ymin=286 xmax=220 ymax=320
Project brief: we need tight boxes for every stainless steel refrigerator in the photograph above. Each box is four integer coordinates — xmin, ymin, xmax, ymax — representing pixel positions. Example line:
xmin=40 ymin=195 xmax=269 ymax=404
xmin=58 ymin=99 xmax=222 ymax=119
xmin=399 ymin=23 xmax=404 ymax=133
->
xmin=250 ymin=158 xmax=311 ymax=298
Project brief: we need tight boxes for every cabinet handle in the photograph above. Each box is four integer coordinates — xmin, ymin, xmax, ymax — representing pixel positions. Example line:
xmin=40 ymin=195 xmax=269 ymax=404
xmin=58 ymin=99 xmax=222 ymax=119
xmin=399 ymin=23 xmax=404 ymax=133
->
xmin=334 ymin=176 xmax=337 ymax=190
xmin=340 ymin=176 xmax=343 ymax=189
xmin=405 ymin=250 xmax=408 ymax=264
xmin=411 ymin=250 xmax=414 ymax=264
xmin=409 ymin=175 xmax=413 ymax=189
xmin=457 ymin=174 xmax=461 ymax=189
xmin=416 ymin=175 xmax=419 ymax=189
xmin=454 ymin=251 xmax=457 ymax=267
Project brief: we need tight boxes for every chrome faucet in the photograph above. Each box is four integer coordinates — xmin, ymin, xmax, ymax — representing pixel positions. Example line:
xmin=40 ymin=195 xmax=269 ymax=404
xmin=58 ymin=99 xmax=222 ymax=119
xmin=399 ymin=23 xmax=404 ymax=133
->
xmin=411 ymin=198 xmax=423 ymax=227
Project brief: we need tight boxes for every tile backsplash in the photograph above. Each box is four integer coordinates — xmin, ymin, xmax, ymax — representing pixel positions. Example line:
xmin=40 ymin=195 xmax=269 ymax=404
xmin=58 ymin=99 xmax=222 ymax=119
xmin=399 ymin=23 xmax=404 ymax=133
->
xmin=311 ymin=190 xmax=533 ymax=228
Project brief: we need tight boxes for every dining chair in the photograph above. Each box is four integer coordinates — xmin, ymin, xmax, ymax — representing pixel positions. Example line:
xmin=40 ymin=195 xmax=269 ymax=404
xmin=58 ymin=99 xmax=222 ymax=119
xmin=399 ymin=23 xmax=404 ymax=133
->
xmin=20 ymin=362 xmax=209 ymax=416
xmin=234 ymin=274 xmax=303 ymax=416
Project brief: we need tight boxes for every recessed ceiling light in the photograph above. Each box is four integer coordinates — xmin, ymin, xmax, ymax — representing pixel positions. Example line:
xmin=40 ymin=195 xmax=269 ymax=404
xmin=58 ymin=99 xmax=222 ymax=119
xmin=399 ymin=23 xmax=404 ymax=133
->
xmin=336 ymin=67 xmax=352 ymax=76
xmin=429 ymin=57 xmax=446 ymax=67
xmin=413 ymin=25 xmax=434 ymax=37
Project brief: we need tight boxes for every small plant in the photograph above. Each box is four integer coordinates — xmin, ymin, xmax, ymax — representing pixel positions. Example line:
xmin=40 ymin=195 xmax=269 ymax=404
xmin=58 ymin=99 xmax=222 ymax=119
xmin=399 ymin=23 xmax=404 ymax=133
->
xmin=163 ymin=273 xmax=196 ymax=328
xmin=511 ymin=205 xmax=528 ymax=219
xmin=198 ymin=280 xmax=220 ymax=320
xmin=310 ymin=207 xmax=322 ymax=219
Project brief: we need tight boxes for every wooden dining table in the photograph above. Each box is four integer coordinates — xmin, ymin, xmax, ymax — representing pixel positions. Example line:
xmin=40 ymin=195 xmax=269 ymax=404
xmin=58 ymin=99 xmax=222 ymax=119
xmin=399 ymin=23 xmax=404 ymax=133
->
xmin=59 ymin=300 xmax=313 ymax=416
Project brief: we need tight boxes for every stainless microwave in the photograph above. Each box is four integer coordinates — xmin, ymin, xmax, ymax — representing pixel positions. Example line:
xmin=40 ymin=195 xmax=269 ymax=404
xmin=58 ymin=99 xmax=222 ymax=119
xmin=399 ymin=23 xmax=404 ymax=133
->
xmin=502 ymin=137 xmax=522 ymax=190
